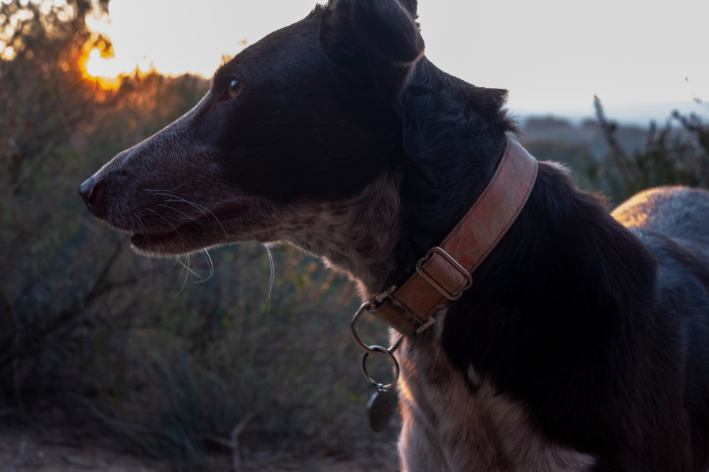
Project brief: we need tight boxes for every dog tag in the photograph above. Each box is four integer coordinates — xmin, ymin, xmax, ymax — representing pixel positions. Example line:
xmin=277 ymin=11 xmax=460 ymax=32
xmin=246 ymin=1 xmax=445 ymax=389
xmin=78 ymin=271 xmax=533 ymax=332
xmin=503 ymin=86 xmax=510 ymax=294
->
xmin=367 ymin=388 xmax=398 ymax=432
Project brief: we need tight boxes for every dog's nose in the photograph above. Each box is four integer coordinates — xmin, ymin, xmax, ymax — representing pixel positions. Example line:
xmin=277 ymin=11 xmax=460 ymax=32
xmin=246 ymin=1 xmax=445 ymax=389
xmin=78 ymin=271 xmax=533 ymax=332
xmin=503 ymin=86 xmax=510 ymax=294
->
xmin=79 ymin=177 xmax=107 ymax=218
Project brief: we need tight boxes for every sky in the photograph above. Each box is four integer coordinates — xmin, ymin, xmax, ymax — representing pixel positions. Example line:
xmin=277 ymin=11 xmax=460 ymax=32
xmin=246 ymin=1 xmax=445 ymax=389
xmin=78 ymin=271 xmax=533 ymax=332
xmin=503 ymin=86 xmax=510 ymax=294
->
xmin=86 ymin=0 xmax=709 ymax=124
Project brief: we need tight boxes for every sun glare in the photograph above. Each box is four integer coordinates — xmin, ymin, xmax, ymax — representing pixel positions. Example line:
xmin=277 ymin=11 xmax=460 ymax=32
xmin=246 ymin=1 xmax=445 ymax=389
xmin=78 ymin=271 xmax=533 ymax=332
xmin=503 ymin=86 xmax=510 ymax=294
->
xmin=83 ymin=48 xmax=122 ymax=89
xmin=1 ymin=46 xmax=15 ymax=61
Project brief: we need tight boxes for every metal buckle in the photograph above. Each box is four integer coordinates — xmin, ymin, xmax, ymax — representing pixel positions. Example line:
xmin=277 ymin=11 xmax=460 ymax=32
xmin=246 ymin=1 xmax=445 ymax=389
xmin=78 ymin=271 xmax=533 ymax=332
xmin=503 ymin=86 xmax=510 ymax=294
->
xmin=415 ymin=247 xmax=473 ymax=301
xmin=350 ymin=302 xmax=404 ymax=356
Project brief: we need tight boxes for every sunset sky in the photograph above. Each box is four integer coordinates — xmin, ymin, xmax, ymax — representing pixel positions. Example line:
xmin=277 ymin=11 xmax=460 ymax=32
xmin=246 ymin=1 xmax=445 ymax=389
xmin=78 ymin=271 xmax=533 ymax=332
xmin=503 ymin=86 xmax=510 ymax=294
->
xmin=86 ymin=0 xmax=709 ymax=123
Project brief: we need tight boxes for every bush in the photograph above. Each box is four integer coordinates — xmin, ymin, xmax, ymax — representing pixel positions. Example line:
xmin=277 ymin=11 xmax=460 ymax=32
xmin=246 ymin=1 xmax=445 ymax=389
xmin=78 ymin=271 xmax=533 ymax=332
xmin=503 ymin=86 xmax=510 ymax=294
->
xmin=590 ymin=96 xmax=709 ymax=204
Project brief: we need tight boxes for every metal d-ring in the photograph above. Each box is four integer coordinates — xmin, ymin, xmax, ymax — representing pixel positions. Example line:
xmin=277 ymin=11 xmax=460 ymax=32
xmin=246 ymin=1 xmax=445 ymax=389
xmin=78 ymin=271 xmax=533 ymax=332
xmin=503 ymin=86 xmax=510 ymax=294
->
xmin=350 ymin=302 xmax=403 ymax=356
xmin=361 ymin=345 xmax=400 ymax=390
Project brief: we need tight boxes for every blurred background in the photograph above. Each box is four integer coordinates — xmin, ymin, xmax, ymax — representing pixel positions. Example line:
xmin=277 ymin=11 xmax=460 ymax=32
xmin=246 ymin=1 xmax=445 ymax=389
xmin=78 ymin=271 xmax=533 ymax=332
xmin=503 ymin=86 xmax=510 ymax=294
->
xmin=0 ymin=0 xmax=707 ymax=470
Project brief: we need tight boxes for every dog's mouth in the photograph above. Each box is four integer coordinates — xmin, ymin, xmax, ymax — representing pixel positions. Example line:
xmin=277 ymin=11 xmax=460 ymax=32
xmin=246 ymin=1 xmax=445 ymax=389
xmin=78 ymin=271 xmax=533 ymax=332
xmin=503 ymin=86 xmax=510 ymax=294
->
xmin=130 ymin=201 xmax=251 ymax=250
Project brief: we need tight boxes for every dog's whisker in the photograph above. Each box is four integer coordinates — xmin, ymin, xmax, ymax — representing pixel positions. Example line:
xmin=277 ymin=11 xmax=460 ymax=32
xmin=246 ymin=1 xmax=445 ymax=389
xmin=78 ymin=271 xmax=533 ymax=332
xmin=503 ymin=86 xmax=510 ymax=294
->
xmin=166 ymin=258 xmax=180 ymax=272
xmin=156 ymin=204 xmax=205 ymax=228
xmin=176 ymin=256 xmax=208 ymax=282
xmin=166 ymin=198 xmax=229 ymax=238
xmin=194 ymin=249 xmax=215 ymax=285
xmin=133 ymin=212 xmax=151 ymax=247
xmin=133 ymin=213 xmax=153 ymax=270
xmin=175 ymin=255 xmax=190 ymax=297
xmin=145 ymin=208 xmax=190 ymax=249
xmin=261 ymin=244 xmax=275 ymax=318
xmin=144 ymin=191 xmax=230 ymax=238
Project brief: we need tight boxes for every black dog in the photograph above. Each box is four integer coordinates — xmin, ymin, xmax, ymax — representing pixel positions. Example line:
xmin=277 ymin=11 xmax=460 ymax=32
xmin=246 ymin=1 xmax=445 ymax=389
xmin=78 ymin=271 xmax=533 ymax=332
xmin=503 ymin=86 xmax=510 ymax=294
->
xmin=80 ymin=0 xmax=709 ymax=470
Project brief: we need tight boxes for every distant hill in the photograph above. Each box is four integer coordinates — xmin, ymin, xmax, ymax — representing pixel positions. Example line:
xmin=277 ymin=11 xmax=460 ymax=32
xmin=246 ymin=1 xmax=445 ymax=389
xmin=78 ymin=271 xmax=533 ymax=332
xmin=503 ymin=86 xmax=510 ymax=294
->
xmin=515 ymin=115 xmax=706 ymax=203
xmin=517 ymin=116 xmax=648 ymax=158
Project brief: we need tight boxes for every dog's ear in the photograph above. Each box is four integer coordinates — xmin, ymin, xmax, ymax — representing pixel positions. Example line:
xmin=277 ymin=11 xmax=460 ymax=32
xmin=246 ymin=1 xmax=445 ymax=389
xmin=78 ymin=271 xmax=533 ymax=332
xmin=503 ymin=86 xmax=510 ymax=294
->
xmin=320 ymin=0 xmax=424 ymax=66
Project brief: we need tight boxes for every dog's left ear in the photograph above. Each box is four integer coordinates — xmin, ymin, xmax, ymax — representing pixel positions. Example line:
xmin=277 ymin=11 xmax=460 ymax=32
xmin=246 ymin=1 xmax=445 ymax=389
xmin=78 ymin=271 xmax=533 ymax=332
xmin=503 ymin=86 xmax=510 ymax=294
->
xmin=320 ymin=0 xmax=425 ymax=68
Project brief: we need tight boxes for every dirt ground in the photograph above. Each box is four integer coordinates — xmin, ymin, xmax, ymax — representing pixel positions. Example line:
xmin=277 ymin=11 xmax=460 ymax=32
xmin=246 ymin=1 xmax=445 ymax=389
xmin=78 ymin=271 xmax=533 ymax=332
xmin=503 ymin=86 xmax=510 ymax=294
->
xmin=0 ymin=431 xmax=397 ymax=472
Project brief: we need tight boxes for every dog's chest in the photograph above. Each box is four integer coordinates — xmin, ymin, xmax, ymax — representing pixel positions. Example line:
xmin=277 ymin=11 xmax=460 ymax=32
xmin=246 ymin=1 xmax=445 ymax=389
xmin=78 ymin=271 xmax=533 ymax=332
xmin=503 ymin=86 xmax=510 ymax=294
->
xmin=394 ymin=315 xmax=595 ymax=472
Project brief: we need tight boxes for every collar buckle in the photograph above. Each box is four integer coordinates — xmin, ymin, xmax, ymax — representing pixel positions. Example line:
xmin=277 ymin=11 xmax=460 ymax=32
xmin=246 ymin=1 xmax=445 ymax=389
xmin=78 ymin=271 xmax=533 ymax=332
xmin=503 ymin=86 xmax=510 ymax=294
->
xmin=415 ymin=247 xmax=473 ymax=301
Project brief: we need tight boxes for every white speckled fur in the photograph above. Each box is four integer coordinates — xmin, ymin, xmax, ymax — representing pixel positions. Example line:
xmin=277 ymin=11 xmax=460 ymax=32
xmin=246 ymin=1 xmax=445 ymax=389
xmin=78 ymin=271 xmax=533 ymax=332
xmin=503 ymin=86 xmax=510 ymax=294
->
xmin=273 ymin=173 xmax=403 ymax=297
xmin=394 ymin=312 xmax=596 ymax=472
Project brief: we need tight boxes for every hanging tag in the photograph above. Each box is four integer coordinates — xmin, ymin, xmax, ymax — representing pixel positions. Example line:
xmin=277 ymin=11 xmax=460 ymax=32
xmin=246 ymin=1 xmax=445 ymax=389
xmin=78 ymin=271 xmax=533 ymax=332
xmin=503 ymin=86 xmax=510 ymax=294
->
xmin=367 ymin=388 xmax=398 ymax=432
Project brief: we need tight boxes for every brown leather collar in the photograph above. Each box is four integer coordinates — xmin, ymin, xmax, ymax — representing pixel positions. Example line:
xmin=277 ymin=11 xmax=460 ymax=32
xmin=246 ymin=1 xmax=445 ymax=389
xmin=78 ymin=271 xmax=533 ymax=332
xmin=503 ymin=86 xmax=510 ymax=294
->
xmin=369 ymin=139 xmax=538 ymax=335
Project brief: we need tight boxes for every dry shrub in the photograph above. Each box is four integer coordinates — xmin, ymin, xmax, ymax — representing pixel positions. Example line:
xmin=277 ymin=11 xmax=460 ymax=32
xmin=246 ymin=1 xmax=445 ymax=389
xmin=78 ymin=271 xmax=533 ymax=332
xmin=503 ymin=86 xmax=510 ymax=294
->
xmin=1 ymin=3 xmax=398 ymax=466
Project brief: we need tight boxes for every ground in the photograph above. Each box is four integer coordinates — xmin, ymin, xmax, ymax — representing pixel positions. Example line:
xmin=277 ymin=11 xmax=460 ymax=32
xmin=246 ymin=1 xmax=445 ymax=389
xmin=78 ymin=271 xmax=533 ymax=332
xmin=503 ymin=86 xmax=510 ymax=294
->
xmin=0 ymin=430 xmax=397 ymax=472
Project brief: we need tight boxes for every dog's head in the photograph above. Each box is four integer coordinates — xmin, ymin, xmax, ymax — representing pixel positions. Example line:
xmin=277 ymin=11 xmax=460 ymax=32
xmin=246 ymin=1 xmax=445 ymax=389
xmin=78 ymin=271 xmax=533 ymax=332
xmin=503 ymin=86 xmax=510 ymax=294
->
xmin=80 ymin=0 xmax=424 ymax=264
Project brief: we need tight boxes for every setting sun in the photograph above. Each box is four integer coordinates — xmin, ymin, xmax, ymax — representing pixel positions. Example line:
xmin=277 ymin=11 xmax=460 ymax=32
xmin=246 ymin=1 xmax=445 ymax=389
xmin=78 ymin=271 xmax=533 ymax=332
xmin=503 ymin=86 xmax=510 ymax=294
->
xmin=81 ymin=48 xmax=122 ymax=89
xmin=79 ymin=32 xmax=123 ymax=89
xmin=85 ymin=48 xmax=118 ymax=77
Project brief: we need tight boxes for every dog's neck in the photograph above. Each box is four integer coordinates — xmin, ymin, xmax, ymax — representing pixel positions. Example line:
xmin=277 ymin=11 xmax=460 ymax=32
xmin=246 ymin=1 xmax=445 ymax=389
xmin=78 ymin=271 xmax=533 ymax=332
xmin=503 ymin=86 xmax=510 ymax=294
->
xmin=387 ymin=59 xmax=514 ymax=294
xmin=287 ymin=58 xmax=514 ymax=300
xmin=282 ymin=173 xmax=402 ymax=297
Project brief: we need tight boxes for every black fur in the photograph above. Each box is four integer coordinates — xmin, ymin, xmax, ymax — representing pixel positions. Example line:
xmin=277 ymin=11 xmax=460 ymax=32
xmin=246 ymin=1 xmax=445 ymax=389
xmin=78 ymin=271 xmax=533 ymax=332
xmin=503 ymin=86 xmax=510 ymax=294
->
xmin=82 ymin=1 xmax=709 ymax=469
xmin=392 ymin=64 xmax=709 ymax=466
xmin=210 ymin=6 xmax=709 ymax=467
xmin=438 ymin=170 xmax=702 ymax=470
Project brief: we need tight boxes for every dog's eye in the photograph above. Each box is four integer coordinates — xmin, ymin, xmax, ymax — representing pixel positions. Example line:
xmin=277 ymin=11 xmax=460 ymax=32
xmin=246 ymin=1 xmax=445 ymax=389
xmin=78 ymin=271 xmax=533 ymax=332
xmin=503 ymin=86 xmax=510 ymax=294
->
xmin=227 ymin=79 xmax=243 ymax=100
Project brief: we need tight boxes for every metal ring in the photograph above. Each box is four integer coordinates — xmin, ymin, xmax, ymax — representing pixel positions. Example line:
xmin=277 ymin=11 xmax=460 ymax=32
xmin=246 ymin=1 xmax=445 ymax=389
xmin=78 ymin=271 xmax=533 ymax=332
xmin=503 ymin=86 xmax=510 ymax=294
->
xmin=361 ymin=345 xmax=400 ymax=390
xmin=351 ymin=302 xmax=403 ymax=355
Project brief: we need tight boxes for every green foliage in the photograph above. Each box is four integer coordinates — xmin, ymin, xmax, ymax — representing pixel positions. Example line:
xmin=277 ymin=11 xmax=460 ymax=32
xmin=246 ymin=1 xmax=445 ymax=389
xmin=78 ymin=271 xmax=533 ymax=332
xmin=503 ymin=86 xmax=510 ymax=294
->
xmin=591 ymin=96 xmax=709 ymax=203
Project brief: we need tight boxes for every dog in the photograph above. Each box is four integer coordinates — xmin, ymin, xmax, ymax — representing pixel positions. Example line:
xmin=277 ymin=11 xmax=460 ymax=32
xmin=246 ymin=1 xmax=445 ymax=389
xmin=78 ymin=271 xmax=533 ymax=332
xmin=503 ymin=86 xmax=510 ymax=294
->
xmin=79 ymin=0 xmax=709 ymax=470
